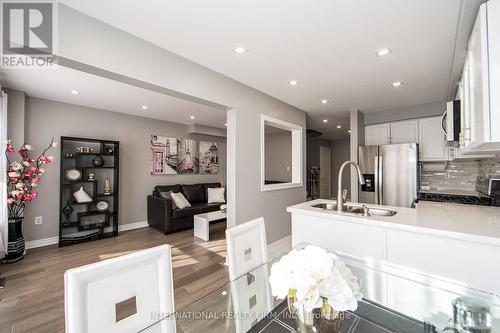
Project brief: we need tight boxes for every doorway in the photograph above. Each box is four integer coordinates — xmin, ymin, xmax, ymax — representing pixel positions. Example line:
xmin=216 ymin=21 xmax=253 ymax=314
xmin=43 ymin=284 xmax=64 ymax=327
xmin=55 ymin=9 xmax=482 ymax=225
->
xmin=319 ymin=146 xmax=331 ymax=198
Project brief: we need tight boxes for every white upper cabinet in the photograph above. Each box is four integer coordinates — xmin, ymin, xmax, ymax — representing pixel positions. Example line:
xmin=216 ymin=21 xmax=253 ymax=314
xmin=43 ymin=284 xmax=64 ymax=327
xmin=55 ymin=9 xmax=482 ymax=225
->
xmin=461 ymin=1 xmax=500 ymax=154
xmin=390 ymin=120 xmax=419 ymax=144
xmin=489 ymin=0 xmax=500 ymax=143
xmin=365 ymin=123 xmax=390 ymax=146
xmin=418 ymin=117 xmax=446 ymax=161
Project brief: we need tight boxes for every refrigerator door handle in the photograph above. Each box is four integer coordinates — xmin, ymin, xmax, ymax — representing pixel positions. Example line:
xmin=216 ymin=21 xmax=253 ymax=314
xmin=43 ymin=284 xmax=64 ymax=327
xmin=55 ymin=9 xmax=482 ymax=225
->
xmin=374 ymin=156 xmax=379 ymax=205
xmin=379 ymin=156 xmax=384 ymax=205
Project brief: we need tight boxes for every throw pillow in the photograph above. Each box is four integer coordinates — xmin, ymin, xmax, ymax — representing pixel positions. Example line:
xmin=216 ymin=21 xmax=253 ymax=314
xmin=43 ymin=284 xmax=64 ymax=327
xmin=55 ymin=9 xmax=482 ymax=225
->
xmin=160 ymin=191 xmax=178 ymax=209
xmin=207 ymin=187 xmax=225 ymax=203
xmin=170 ymin=192 xmax=191 ymax=209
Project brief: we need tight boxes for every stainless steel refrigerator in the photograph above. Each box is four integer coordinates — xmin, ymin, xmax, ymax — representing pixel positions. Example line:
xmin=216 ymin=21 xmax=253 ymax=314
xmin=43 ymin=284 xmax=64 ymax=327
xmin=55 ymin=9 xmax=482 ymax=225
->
xmin=358 ymin=143 xmax=418 ymax=208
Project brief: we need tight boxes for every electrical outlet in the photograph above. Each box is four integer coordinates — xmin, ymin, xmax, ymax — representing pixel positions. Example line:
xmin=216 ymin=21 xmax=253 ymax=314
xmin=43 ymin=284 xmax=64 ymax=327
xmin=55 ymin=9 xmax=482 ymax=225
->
xmin=35 ymin=216 xmax=42 ymax=225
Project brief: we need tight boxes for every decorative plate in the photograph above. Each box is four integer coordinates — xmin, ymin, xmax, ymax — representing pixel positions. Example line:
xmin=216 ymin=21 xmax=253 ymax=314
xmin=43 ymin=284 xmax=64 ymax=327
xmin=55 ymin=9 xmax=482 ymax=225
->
xmin=96 ymin=201 xmax=109 ymax=212
xmin=65 ymin=168 xmax=82 ymax=181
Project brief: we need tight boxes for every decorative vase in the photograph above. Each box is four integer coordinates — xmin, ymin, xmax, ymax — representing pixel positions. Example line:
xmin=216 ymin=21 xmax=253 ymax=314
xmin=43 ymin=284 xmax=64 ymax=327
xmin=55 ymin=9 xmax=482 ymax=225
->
xmin=3 ymin=218 xmax=25 ymax=263
xmin=73 ymin=187 xmax=93 ymax=203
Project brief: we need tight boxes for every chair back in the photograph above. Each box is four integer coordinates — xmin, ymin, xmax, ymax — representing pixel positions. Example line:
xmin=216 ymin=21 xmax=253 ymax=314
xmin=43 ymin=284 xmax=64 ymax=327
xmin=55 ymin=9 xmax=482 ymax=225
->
xmin=64 ymin=244 xmax=175 ymax=333
xmin=225 ymin=217 xmax=268 ymax=281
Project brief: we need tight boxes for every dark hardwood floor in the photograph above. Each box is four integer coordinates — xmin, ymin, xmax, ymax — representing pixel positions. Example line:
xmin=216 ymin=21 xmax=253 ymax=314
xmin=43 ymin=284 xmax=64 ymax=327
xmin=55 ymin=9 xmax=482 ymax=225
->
xmin=0 ymin=223 xmax=228 ymax=333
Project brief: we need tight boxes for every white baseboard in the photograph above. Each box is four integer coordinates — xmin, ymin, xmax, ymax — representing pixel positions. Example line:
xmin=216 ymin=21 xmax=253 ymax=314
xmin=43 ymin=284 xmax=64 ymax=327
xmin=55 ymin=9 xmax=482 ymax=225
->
xmin=268 ymin=235 xmax=292 ymax=259
xmin=24 ymin=221 xmax=149 ymax=250
xmin=118 ymin=221 xmax=148 ymax=232
xmin=25 ymin=236 xmax=59 ymax=250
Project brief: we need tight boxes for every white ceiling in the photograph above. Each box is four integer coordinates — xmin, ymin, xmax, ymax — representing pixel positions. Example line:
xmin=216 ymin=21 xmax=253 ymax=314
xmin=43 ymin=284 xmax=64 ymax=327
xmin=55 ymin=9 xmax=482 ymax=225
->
xmin=0 ymin=66 xmax=227 ymax=128
xmin=57 ymin=0 xmax=478 ymax=140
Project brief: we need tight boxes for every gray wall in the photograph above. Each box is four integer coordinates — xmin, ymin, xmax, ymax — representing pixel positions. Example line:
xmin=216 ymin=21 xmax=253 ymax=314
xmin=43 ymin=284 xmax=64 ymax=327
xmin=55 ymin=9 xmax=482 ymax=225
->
xmin=23 ymin=97 xmax=226 ymax=242
xmin=363 ymin=101 xmax=445 ymax=125
xmin=331 ymin=139 xmax=351 ymax=199
xmin=27 ymin=5 xmax=306 ymax=244
xmin=265 ymin=132 xmax=292 ymax=183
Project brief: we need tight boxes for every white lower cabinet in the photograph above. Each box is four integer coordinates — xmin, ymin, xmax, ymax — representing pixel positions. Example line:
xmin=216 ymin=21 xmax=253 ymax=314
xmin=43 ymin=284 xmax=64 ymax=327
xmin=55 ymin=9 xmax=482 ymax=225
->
xmin=291 ymin=214 xmax=386 ymax=261
xmin=291 ymin=213 xmax=500 ymax=296
xmin=386 ymin=229 xmax=500 ymax=295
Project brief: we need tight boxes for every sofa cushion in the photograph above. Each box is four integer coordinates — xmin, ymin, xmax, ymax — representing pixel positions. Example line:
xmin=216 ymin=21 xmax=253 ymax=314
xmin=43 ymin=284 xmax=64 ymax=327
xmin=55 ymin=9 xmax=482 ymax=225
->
xmin=191 ymin=202 xmax=222 ymax=214
xmin=170 ymin=192 xmax=191 ymax=209
xmin=159 ymin=190 xmax=178 ymax=209
xmin=204 ymin=183 xmax=222 ymax=200
xmin=199 ymin=203 xmax=223 ymax=214
xmin=207 ymin=188 xmax=225 ymax=203
xmin=181 ymin=184 xmax=205 ymax=203
xmin=172 ymin=207 xmax=200 ymax=218
xmin=154 ymin=184 xmax=181 ymax=197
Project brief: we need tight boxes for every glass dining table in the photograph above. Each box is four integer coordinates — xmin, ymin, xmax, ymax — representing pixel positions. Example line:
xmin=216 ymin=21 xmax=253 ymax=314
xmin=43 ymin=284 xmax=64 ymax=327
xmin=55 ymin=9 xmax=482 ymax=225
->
xmin=140 ymin=244 xmax=500 ymax=333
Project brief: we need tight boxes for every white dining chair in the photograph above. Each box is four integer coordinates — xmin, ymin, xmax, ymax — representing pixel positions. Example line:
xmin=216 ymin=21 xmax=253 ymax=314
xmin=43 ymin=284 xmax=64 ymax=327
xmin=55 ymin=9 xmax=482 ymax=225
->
xmin=64 ymin=244 xmax=176 ymax=333
xmin=225 ymin=217 xmax=272 ymax=333
xmin=225 ymin=216 xmax=268 ymax=281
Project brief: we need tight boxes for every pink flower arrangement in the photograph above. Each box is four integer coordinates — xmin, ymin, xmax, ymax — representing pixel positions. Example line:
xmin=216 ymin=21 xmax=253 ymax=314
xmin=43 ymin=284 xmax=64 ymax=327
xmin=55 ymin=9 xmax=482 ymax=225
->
xmin=5 ymin=139 xmax=57 ymax=220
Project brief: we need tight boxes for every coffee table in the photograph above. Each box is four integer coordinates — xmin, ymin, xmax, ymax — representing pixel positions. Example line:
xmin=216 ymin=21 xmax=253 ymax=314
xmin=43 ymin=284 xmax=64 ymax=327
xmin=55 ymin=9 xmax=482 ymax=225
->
xmin=193 ymin=210 xmax=227 ymax=241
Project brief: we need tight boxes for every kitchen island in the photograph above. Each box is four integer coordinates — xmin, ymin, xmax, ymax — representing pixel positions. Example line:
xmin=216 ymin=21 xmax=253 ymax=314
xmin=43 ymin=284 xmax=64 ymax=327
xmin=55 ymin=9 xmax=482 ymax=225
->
xmin=287 ymin=199 xmax=500 ymax=296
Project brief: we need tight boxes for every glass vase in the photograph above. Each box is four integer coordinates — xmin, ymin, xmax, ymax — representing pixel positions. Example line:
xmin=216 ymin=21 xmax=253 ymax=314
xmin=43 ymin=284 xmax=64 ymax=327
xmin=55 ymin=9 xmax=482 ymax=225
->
xmin=320 ymin=301 xmax=344 ymax=333
xmin=287 ymin=293 xmax=316 ymax=327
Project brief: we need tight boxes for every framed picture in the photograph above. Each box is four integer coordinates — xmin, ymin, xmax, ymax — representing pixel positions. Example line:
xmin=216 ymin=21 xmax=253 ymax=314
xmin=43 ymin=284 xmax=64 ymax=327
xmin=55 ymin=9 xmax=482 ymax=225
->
xmin=199 ymin=142 xmax=219 ymax=174
xmin=177 ymin=139 xmax=199 ymax=174
xmin=150 ymin=135 xmax=178 ymax=175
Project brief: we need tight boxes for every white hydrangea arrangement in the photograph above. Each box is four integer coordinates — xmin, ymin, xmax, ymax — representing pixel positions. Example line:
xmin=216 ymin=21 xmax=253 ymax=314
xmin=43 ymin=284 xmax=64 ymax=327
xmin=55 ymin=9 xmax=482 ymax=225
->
xmin=269 ymin=245 xmax=362 ymax=312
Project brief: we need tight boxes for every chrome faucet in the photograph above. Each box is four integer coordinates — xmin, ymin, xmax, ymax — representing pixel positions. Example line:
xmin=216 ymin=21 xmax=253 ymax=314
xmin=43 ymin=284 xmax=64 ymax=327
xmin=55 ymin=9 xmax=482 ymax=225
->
xmin=337 ymin=161 xmax=365 ymax=212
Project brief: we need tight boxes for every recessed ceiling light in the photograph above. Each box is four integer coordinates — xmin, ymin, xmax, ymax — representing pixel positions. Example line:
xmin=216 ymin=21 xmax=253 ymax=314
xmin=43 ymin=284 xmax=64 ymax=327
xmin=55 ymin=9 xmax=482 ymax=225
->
xmin=288 ymin=80 xmax=299 ymax=86
xmin=141 ymin=105 xmax=148 ymax=110
xmin=322 ymin=119 xmax=328 ymax=123
xmin=321 ymin=99 xmax=328 ymax=104
xmin=190 ymin=115 xmax=195 ymax=120
xmin=337 ymin=125 xmax=342 ymax=129
xmin=233 ymin=46 xmax=247 ymax=54
xmin=348 ymin=130 xmax=352 ymax=134
xmin=224 ymin=123 xmax=228 ymax=127
xmin=376 ymin=48 xmax=391 ymax=57
xmin=391 ymin=81 xmax=403 ymax=87
xmin=70 ymin=90 xmax=79 ymax=95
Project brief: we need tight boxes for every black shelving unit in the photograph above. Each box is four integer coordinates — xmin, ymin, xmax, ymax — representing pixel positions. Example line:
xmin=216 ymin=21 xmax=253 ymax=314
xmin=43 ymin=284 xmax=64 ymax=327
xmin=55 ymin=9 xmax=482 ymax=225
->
xmin=59 ymin=136 xmax=120 ymax=247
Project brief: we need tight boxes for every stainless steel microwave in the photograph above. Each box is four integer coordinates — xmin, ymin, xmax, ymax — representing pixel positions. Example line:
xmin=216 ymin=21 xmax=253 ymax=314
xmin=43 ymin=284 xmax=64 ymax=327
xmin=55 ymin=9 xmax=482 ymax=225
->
xmin=442 ymin=100 xmax=461 ymax=146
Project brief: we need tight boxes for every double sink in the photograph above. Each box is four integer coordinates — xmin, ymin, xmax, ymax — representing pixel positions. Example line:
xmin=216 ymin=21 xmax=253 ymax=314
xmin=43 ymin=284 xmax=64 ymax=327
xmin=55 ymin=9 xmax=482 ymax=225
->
xmin=311 ymin=203 xmax=397 ymax=217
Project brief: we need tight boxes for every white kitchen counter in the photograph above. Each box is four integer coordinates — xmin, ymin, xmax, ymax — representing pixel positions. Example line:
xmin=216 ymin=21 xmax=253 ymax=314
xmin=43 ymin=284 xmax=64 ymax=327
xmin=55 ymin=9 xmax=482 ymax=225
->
xmin=287 ymin=199 xmax=500 ymax=247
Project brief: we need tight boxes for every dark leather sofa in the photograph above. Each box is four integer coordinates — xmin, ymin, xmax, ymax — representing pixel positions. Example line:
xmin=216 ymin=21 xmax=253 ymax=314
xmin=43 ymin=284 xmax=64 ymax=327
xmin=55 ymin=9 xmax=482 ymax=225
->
xmin=147 ymin=183 xmax=224 ymax=234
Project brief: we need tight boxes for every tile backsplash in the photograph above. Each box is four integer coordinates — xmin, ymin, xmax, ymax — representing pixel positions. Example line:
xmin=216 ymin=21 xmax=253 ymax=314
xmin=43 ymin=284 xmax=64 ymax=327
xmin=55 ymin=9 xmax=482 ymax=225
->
xmin=479 ymin=158 xmax=500 ymax=178
xmin=421 ymin=157 xmax=500 ymax=192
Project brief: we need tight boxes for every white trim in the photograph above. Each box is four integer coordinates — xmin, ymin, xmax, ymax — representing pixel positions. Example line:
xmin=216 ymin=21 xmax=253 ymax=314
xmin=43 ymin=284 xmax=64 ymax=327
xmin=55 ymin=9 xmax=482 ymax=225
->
xmin=268 ymin=235 xmax=292 ymax=259
xmin=118 ymin=221 xmax=148 ymax=232
xmin=226 ymin=109 xmax=237 ymax=228
xmin=26 ymin=236 xmax=59 ymax=250
xmin=25 ymin=221 xmax=149 ymax=250
xmin=261 ymin=114 xmax=303 ymax=192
